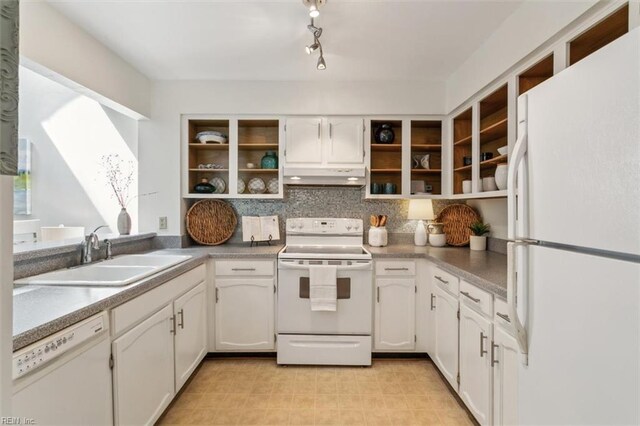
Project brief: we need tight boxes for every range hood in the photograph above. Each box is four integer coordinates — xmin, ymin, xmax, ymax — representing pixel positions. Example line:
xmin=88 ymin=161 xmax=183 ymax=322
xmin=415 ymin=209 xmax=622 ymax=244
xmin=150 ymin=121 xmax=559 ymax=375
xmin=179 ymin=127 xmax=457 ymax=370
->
xmin=283 ymin=166 xmax=366 ymax=186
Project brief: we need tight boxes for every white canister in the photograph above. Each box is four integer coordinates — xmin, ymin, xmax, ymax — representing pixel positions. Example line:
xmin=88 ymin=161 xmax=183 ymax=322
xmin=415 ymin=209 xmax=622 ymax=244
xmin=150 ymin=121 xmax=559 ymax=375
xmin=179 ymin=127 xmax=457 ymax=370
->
xmin=495 ymin=163 xmax=508 ymax=190
xmin=470 ymin=235 xmax=487 ymax=251
xmin=368 ymin=227 xmax=388 ymax=247
xmin=482 ymin=177 xmax=498 ymax=191
xmin=462 ymin=180 xmax=472 ymax=194
xmin=429 ymin=233 xmax=447 ymax=247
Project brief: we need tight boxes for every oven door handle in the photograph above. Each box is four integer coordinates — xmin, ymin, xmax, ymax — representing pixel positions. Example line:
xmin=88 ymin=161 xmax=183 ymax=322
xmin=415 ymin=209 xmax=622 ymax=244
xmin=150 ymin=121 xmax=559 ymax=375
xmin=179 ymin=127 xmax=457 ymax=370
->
xmin=278 ymin=261 xmax=372 ymax=271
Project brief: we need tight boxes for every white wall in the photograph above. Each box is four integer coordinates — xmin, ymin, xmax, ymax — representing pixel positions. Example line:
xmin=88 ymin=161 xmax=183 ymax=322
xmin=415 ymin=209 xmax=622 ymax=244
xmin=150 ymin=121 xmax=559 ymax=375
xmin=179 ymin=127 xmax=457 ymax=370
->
xmin=17 ymin=67 xmax=139 ymax=235
xmin=467 ymin=199 xmax=508 ymax=240
xmin=139 ymin=79 xmax=445 ymax=235
xmin=446 ymin=0 xmax=597 ymax=111
xmin=20 ymin=1 xmax=151 ymax=119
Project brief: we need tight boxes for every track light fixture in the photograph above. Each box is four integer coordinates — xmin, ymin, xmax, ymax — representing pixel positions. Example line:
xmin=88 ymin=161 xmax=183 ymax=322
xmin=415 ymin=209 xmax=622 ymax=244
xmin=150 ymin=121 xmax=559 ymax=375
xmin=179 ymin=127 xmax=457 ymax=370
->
xmin=317 ymin=55 xmax=326 ymax=70
xmin=305 ymin=41 xmax=319 ymax=55
xmin=302 ymin=0 xmax=324 ymax=18
xmin=303 ymin=9 xmax=327 ymax=70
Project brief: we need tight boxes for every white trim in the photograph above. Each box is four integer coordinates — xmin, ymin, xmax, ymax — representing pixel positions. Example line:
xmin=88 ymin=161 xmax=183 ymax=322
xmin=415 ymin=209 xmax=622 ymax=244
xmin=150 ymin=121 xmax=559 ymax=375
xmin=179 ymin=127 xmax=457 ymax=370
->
xmin=0 ymin=176 xmax=13 ymax=414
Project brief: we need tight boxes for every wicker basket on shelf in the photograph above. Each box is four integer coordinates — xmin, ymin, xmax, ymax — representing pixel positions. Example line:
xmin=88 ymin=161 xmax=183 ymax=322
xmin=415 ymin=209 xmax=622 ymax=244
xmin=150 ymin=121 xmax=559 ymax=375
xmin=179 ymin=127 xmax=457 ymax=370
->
xmin=436 ymin=204 xmax=480 ymax=247
xmin=186 ymin=200 xmax=237 ymax=245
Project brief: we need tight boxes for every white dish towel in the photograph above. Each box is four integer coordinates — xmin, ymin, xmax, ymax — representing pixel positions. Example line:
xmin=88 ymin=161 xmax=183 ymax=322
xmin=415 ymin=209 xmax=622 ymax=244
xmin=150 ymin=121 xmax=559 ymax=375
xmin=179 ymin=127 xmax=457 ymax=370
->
xmin=309 ymin=265 xmax=338 ymax=312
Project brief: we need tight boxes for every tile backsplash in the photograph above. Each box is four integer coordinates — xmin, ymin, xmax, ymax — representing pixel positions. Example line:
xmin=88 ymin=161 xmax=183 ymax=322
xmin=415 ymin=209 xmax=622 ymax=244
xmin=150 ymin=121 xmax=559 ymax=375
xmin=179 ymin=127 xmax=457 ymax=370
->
xmin=215 ymin=187 xmax=462 ymax=243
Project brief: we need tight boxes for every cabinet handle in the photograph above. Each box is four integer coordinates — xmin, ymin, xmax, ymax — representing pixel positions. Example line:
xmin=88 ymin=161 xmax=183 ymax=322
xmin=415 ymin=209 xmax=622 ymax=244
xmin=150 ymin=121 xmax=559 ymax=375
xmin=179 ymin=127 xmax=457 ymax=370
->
xmin=170 ymin=315 xmax=176 ymax=335
xmin=480 ymin=332 xmax=488 ymax=357
xmin=376 ymin=287 xmax=380 ymax=303
xmin=215 ymin=288 xmax=219 ymax=303
xmin=231 ymin=268 xmax=256 ymax=272
xmin=178 ymin=309 xmax=184 ymax=329
xmin=385 ymin=267 xmax=409 ymax=271
xmin=318 ymin=122 xmax=321 ymax=139
xmin=491 ymin=341 xmax=499 ymax=366
xmin=430 ymin=293 xmax=436 ymax=311
xmin=461 ymin=291 xmax=481 ymax=303
xmin=434 ymin=276 xmax=449 ymax=285
xmin=496 ymin=312 xmax=511 ymax=323
xmin=329 ymin=122 xmax=332 ymax=138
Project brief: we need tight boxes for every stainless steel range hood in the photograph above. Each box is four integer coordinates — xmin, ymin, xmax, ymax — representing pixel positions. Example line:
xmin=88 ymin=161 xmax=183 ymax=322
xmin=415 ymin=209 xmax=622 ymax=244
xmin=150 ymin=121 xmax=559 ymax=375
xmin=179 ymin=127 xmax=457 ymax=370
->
xmin=283 ymin=166 xmax=366 ymax=186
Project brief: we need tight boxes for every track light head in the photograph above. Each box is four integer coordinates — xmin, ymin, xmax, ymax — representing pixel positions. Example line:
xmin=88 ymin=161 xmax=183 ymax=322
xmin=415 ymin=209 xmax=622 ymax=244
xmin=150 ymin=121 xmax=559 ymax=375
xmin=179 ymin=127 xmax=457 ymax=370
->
xmin=317 ymin=55 xmax=326 ymax=70
xmin=303 ymin=0 xmax=324 ymax=19
xmin=305 ymin=42 xmax=319 ymax=55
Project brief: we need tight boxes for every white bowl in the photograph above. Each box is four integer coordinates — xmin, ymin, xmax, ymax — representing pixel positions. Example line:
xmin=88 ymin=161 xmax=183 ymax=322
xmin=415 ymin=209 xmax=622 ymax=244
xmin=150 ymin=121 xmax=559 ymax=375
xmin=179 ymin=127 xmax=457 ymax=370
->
xmin=497 ymin=146 xmax=508 ymax=156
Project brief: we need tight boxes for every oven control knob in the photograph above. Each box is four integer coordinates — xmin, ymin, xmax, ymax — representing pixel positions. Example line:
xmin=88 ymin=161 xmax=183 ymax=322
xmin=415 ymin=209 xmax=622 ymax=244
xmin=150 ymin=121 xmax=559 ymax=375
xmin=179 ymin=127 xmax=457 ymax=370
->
xmin=297 ymin=221 xmax=304 ymax=230
xmin=353 ymin=222 xmax=360 ymax=231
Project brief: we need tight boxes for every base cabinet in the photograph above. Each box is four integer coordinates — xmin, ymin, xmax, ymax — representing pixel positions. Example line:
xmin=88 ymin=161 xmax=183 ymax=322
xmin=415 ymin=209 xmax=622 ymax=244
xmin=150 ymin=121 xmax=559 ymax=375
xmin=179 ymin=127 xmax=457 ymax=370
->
xmin=112 ymin=304 xmax=175 ymax=426
xmin=459 ymin=304 xmax=493 ymax=425
xmin=492 ymin=326 xmax=519 ymax=426
xmin=174 ymin=281 xmax=208 ymax=391
xmin=215 ymin=278 xmax=275 ymax=350
xmin=374 ymin=278 xmax=416 ymax=350
xmin=433 ymin=285 xmax=459 ymax=389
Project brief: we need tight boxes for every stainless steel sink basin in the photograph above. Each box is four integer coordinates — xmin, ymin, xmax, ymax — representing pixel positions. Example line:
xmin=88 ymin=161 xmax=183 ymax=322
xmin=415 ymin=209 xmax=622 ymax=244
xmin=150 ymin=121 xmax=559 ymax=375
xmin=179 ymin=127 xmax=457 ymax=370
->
xmin=15 ymin=253 xmax=192 ymax=287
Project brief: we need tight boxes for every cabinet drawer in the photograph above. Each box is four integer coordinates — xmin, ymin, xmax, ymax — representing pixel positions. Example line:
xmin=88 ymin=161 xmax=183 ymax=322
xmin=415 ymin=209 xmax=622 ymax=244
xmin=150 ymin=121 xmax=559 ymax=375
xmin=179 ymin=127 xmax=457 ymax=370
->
xmin=215 ymin=260 xmax=274 ymax=276
xmin=432 ymin=266 xmax=459 ymax=295
xmin=493 ymin=298 xmax=513 ymax=330
xmin=375 ymin=261 xmax=415 ymax=276
xmin=460 ymin=280 xmax=493 ymax=318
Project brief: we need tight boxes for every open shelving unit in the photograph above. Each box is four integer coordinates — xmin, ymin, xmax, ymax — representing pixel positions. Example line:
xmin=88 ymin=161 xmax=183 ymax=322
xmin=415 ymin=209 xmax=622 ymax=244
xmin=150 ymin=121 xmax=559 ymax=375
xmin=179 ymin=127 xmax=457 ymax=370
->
xmin=569 ymin=3 xmax=629 ymax=66
xmin=518 ymin=54 xmax=554 ymax=95
xmin=186 ymin=119 xmax=230 ymax=196
xmin=237 ymin=119 xmax=281 ymax=196
xmin=410 ymin=120 xmax=442 ymax=195
xmin=453 ymin=108 xmax=472 ymax=195
xmin=479 ymin=85 xmax=508 ymax=188
xmin=369 ymin=120 xmax=403 ymax=196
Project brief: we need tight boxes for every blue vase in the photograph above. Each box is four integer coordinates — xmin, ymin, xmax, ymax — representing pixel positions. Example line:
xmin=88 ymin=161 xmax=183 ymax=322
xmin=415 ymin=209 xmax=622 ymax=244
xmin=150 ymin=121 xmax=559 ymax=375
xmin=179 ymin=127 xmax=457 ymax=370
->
xmin=261 ymin=151 xmax=278 ymax=169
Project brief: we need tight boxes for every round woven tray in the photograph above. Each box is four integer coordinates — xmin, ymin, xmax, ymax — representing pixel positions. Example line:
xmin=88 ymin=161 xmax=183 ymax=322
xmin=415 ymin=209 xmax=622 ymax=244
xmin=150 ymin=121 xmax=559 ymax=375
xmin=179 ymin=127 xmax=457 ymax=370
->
xmin=436 ymin=204 xmax=480 ymax=247
xmin=186 ymin=200 xmax=237 ymax=246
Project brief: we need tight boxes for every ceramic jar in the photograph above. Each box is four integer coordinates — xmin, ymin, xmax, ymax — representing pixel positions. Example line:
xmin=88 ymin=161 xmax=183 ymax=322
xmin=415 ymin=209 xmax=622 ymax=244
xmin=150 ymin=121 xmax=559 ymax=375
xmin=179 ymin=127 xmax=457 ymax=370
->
xmin=495 ymin=163 xmax=508 ymax=190
xmin=261 ymin=151 xmax=278 ymax=169
xmin=368 ymin=226 xmax=388 ymax=247
xmin=470 ymin=235 xmax=487 ymax=251
xmin=374 ymin=124 xmax=395 ymax=144
xmin=194 ymin=178 xmax=215 ymax=194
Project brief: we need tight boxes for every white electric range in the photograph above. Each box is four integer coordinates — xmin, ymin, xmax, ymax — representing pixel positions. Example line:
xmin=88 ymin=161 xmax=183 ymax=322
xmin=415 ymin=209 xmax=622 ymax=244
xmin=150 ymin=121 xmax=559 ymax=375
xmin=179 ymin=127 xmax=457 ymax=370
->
xmin=277 ymin=218 xmax=373 ymax=366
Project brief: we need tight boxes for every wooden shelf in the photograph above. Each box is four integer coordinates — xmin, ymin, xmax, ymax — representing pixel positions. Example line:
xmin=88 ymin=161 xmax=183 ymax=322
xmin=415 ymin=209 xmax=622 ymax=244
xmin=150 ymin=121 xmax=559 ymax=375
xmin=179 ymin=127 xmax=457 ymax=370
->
xmin=449 ymin=190 xmax=508 ymax=200
xmin=189 ymin=168 xmax=229 ymax=172
xmin=569 ymin=4 xmax=628 ymax=66
xmin=238 ymin=143 xmax=279 ymax=150
xmin=411 ymin=144 xmax=441 ymax=151
xmin=371 ymin=168 xmax=402 ymax=173
xmin=454 ymin=165 xmax=472 ymax=173
xmin=480 ymin=117 xmax=507 ymax=142
xmin=480 ymin=154 xmax=508 ymax=169
xmin=519 ymin=54 xmax=554 ymax=95
xmin=188 ymin=143 xmax=229 ymax=150
xmin=238 ymin=169 xmax=278 ymax=173
xmin=411 ymin=169 xmax=442 ymax=174
xmin=371 ymin=144 xmax=402 ymax=152
xmin=454 ymin=135 xmax=472 ymax=146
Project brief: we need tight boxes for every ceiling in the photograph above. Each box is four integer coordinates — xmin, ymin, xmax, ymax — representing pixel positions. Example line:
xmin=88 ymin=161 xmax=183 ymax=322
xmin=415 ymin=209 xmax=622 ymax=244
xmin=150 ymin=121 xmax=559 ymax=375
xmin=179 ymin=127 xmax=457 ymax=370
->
xmin=47 ymin=0 xmax=523 ymax=81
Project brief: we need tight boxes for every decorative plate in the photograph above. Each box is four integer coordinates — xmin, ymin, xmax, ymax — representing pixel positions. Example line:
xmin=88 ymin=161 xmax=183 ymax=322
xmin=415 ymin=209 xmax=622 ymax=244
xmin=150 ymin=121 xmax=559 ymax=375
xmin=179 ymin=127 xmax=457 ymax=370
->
xmin=196 ymin=131 xmax=228 ymax=144
xmin=209 ymin=177 xmax=226 ymax=194
xmin=248 ymin=178 xmax=266 ymax=194
xmin=186 ymin=200 xmax=237 ymax=246
xmin=435 ymin=204 xmax=480 ymax=247
xmin=267 ymin=178 xmax=279 ymax=194
xmin=237 ymin=178 xmax=246 ymax=194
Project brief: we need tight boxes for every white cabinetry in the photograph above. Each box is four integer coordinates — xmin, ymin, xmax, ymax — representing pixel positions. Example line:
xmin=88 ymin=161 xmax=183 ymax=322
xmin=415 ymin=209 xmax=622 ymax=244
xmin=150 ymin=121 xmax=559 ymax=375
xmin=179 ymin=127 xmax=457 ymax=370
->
xmin=374 ymin=278 xmax=416 ymax=350
xmin=432 ymin=284 xmax=459 ymax=388
xmin=459 ymin=304 xmax=493 ymax=425
xmin=213 ymin=260 xmax=276 ymax=351
xmin=112 ymin=304 xmax=175 ymax=426
xmin=492 ymin=316 xmax=519 ymax=426
xmin=174 ymin=281 xmax=208 ymax=390
xmin=325 ymin=117 xmax=364 ymax=164
xmin=284 ymin=117 xmax=323 ymax=164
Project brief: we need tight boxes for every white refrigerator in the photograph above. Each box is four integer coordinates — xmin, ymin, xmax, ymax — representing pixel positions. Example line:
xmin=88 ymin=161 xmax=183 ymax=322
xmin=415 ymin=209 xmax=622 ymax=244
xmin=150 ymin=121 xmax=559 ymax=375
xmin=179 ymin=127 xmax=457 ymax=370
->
xmin=508 ymin=28 xmax=640 ymax=425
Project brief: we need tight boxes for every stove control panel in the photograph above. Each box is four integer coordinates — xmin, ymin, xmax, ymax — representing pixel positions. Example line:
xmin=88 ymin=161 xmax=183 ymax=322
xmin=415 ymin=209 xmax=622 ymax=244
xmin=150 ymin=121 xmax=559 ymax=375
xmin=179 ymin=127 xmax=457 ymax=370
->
xmin=13 ymin=313 xmax=107 ymax=379
xmin=286 ymin=218 xmax=363 ymax=235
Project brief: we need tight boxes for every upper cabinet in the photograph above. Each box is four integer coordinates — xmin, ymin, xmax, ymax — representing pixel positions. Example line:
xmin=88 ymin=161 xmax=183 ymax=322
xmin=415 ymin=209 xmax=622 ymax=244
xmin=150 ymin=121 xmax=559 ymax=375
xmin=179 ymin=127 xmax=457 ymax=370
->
xmin=478 ymin=84 xmax=509 ymax=197
xmin=518 ymin=55 xmax=554 ymax=96
xmin=284 ymin=117 xmax=364 ymax=166
xmin=452 ymin=108 xmax=472 ymax=196
xmin=569 ymin=4 xmax=629 ymax=66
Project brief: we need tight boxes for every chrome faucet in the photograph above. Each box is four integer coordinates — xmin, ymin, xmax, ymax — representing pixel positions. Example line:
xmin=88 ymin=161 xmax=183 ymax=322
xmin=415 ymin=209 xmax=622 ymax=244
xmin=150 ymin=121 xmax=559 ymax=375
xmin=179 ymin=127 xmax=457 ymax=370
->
xmin=81 ymin=226 xmax=107 ymax=264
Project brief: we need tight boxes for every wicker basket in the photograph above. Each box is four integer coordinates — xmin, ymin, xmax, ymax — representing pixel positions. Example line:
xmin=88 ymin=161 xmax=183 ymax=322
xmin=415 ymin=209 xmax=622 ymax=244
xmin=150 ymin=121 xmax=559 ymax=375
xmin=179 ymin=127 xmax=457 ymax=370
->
xmin=186 ymin=200 xmax=237 ymax=245
xmin=436 ymin=204 xmax=480 ymax=247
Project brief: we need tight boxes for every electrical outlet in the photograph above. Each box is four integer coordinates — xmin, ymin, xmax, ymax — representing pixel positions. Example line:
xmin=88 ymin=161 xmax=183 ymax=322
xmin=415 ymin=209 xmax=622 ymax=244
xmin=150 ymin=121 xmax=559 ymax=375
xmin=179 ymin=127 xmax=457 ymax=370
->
xmin=159 ymin=216 xmax=168 ymax=230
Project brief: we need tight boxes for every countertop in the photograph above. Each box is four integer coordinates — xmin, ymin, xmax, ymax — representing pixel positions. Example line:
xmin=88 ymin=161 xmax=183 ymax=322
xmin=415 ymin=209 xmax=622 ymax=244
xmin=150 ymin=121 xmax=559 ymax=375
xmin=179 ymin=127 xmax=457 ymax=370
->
xmin=13 ymin=242 xmax=506 ymax=351
xmin=366 ymin=244 xmax=507 ymax=300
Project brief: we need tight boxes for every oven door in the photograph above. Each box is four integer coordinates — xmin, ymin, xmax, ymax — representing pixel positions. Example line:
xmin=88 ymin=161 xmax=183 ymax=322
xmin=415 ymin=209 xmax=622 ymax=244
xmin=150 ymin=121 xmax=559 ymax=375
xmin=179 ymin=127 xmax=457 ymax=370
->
xmin=277 ymin=259 xmax=373 ymax=335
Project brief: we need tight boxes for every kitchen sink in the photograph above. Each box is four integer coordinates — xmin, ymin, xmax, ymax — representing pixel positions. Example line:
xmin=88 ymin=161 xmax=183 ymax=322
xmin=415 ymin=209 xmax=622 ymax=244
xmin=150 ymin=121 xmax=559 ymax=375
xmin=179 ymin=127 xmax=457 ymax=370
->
xmin=15 ymin=253 xmax=192 ymax=287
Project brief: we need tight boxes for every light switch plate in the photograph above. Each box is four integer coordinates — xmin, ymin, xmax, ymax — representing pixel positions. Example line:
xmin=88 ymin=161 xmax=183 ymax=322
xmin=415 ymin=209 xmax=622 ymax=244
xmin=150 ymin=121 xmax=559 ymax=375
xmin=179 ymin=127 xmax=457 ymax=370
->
xmin=159 ymin=216 xmax=168 ymax=230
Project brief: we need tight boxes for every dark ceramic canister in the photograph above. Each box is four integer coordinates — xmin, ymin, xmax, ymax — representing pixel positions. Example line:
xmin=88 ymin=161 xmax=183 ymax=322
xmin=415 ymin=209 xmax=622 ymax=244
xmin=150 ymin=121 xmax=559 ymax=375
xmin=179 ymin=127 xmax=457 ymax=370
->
xmin=374 ymin=124 xmax=395 ymax=144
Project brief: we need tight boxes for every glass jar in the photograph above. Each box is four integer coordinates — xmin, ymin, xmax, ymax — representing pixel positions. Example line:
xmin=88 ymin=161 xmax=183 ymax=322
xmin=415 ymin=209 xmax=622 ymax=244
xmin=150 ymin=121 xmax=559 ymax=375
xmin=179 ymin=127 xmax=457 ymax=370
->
xmin=261 ymin=151 xmax=278 ymax=169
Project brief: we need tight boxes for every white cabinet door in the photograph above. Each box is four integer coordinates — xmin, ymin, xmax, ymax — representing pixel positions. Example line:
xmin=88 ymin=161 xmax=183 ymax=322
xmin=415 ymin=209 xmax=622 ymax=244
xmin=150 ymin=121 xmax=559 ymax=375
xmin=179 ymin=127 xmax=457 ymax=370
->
xmin=326 ymin=117 xmax=364 ymax=164
xmin=112 ymin=304 xmax=175 ymax=426
xmin=284 ymin=117 xmax=323 ymax=164
xmin=374 ymin=278 xmax=416 ymax=351
xmin=174 ymin=281 xmax=208 ymax=391
xmin=459 ymin=304 xmax=492 ymax=425
xmin=492 ymin=326 xmax=518 ymax=426
xmin=433 ymin=285 xmax=459 ymax=389
xmin=215 ymin=278 xmax=275 ymax=350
